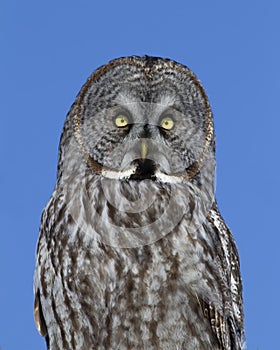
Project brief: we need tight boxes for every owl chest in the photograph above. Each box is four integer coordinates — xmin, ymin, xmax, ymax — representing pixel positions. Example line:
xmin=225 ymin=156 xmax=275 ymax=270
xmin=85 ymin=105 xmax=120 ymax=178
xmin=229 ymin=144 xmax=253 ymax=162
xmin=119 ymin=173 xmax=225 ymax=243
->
xmin=70 ymin=237 xmax=218 ymax=349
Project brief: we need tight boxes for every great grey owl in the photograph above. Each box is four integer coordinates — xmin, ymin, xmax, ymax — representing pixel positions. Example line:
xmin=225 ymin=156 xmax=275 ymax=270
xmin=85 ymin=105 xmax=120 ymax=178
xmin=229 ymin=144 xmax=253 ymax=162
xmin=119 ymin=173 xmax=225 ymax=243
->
xmin=34 ymin=56 xmax=245 ymax=349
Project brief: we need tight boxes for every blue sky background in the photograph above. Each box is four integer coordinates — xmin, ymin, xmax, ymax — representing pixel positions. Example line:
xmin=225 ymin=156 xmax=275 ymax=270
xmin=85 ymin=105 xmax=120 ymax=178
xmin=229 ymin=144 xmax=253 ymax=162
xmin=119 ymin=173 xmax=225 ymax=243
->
xmin=1 ymin=1 xmax=279 ymax=349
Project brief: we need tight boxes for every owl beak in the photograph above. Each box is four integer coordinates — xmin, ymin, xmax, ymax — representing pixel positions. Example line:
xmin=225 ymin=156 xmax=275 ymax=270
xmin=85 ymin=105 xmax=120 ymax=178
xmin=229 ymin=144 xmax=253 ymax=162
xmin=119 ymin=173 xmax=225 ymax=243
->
xmin=141 ymin=140 xmax=148 ymax=161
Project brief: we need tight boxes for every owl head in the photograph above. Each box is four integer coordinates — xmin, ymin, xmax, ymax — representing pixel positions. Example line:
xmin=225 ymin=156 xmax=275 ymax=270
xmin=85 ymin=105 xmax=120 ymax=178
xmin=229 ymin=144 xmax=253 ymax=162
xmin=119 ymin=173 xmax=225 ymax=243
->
xmin=57 ymin=56 xmax=216 ymax=247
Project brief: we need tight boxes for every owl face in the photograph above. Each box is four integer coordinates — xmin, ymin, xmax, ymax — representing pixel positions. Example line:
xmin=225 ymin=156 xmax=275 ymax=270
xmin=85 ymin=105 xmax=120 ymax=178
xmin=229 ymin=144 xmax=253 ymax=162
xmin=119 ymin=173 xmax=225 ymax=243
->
xmin=60 ymin=56 xmax=216 ymax=247
xmin=72 ymin=56 xmax=214 ymax=183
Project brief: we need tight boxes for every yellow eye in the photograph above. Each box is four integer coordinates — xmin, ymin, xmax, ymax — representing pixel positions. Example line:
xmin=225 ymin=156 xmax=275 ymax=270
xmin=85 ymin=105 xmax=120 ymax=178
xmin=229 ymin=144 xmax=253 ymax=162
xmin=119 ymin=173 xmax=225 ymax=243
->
xmin=115 ymin=114 xmax=129 ymax=128
xmin=160 ymin=116 xmax=174 ymax=130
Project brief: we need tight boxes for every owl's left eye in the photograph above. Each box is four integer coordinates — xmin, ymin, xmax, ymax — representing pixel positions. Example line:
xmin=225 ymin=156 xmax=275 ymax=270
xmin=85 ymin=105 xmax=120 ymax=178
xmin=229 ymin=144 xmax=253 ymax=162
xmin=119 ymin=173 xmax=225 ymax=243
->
xmin=115 ymin=114 xmax=129 ymax=128
xmin=160 ymin=116 xmax=175 ymax=130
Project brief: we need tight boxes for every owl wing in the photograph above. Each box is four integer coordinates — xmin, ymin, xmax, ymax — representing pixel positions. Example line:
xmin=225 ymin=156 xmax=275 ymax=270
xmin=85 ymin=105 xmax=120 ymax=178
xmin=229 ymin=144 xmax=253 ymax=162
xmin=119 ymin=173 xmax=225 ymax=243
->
xmin=200 ymin=204 xmax=245 ymax=349
xmin=34 ymin=194 xmax=56 ymax=343
xmin=197 ymin=296 xmax=244 ymax=350
xmin=34 ymin=290 xmax=48 ymax=337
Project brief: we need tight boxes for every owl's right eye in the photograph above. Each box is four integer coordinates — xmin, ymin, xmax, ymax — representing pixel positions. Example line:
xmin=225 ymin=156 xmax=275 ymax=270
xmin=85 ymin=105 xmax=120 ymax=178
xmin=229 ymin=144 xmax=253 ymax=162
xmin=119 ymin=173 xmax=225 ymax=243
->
xmin=160 ymin=116 xmax=174 ymax=130
xmin=114 ymin=114 xmax=129 ymax=128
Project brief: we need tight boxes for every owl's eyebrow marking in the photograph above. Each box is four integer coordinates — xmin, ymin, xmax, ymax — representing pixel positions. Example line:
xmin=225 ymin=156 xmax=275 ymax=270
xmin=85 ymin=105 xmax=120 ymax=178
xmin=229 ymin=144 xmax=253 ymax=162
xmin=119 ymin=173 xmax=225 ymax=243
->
xmin=158 ymin=94 xmax=177 ymax=107
xmin=114 ymin=91 xmax=137 ymax=105
xmin=110 ymin=106 xmax=132 ymax=121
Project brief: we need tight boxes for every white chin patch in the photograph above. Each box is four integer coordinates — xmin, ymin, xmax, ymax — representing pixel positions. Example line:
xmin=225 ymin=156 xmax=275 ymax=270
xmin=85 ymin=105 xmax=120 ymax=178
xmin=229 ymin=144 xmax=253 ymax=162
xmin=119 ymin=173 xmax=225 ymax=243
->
xmin=101 ymin=167 xmax=184 ymax=183
xmin=154 ymin=170 xmax=184 ymax=183
xmin=101 ymin=166 xmax=137 ymax=180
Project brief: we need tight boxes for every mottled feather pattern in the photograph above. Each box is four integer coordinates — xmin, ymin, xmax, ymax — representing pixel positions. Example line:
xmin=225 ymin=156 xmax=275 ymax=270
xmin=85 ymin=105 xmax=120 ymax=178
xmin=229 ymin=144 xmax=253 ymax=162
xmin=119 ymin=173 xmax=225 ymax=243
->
xmin=34 ymin=56 xmax=245 ymax=349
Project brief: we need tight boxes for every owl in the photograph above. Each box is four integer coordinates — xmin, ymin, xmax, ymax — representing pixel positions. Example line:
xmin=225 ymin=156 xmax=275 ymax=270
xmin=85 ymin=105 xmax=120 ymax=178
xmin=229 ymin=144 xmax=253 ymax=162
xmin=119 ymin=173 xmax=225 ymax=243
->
xmin=34 ymin=56 xmax=245 ymax=349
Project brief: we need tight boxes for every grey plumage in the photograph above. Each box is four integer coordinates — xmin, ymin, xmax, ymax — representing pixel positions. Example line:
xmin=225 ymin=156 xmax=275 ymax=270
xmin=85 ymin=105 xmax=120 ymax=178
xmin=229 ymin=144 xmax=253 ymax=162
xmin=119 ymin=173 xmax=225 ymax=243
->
xmin=34 ymin=56 xmax=245 ymax=349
